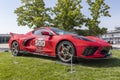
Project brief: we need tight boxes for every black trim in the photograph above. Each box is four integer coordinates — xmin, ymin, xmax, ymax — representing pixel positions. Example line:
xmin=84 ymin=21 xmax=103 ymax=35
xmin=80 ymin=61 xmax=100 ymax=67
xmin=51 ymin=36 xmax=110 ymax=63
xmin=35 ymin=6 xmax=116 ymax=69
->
xmin=23 ymin=37 xmax=35 ymax=46
xmin=83 ymin=47 xmax=98 ymax=56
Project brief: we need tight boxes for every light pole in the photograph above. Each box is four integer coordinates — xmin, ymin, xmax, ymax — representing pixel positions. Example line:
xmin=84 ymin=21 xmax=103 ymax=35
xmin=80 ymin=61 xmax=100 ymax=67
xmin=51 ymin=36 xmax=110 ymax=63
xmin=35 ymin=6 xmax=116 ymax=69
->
xmin=112 ymin=34 xmax=114 ymax=44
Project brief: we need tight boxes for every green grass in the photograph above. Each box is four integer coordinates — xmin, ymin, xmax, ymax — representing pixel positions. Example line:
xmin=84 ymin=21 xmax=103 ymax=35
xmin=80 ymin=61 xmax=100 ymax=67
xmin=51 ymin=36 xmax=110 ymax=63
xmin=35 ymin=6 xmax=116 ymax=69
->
xmin=0 ymin=50 xmax=120 ymax=80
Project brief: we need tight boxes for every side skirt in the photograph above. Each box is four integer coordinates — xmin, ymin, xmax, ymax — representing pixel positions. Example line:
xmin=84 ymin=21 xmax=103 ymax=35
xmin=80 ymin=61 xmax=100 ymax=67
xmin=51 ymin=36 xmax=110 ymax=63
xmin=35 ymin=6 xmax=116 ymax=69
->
xmin=19 ymin=50 xmax=55 ymax=57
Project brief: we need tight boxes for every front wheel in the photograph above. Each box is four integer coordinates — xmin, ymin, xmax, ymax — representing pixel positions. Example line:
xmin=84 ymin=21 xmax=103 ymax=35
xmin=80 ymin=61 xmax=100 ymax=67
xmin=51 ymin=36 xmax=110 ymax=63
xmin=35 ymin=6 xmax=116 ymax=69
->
xmin=57 ymin=41 xmax=76 ymax=63
xmin=11 ymin=41 xmax=22 ymax=56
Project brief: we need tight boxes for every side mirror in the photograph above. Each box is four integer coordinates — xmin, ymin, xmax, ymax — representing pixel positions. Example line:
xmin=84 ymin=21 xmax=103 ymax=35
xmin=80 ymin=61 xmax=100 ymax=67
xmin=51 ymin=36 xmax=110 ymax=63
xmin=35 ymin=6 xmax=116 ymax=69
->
xmin=41 ymin=31 xmax=53 ymax=36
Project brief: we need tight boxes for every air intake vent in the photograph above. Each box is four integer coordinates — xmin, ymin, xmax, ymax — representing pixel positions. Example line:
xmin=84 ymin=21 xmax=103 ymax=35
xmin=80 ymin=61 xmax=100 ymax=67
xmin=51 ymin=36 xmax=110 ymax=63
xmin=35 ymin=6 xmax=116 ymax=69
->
xmin=83 ymin=47 xmax=98 ymax=56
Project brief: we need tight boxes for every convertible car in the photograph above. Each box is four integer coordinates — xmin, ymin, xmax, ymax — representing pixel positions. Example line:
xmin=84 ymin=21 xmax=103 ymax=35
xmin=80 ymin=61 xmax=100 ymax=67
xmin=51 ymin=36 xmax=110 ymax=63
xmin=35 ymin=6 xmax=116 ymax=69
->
xmin=9 ymin=27 xmax=112 ymax=63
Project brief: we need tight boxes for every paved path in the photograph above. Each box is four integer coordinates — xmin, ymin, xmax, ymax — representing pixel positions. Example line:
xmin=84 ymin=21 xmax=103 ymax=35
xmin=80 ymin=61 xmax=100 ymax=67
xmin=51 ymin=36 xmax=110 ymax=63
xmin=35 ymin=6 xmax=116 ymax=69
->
xmin=0 ymin=44 xmax=9 ymax=48
xmin=112 ymin=44 xmax=120 ymax=49
xmin=0 ymin=44 xmax=9 ymax=52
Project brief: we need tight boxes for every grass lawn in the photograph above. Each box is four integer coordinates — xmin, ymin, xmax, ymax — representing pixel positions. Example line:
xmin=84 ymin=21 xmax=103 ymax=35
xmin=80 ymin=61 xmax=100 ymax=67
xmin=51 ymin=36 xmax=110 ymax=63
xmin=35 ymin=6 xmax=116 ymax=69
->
xmin=0 ymin=50 xmax=120 ymax=80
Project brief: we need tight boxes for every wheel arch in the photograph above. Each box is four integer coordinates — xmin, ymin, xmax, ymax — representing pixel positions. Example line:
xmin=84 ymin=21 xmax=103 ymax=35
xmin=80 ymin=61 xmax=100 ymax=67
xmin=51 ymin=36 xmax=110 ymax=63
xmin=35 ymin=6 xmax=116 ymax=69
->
xmin=55 ymin=39 xmax=77 ymax=57
xmin=10 ymin=40 xmax=20 ymax=50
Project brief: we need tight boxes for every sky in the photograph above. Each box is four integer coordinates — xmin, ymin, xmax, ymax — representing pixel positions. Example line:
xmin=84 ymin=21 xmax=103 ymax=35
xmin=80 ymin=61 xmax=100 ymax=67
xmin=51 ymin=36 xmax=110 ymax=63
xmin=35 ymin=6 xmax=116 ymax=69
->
xmin=0 ymin=0 xmax=120 ymax=34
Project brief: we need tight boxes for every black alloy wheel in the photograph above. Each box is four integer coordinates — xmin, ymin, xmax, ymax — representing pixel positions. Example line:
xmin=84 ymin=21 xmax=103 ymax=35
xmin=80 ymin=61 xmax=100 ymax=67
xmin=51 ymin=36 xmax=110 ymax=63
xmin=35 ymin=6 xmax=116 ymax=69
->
xmin=11 ymin=41 xmax=22 ymax=56
xmin=57 ymin=41 xmax=76 ymax=63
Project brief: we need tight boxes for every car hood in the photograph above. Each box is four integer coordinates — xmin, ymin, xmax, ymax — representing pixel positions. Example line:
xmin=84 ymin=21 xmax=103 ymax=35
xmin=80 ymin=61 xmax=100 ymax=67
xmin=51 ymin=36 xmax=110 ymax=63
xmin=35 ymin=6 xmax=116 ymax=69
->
xmin=72 ymin=35 xmax=111 ymax=47
xmin=86 ymin=36 xmax=111 ymax=46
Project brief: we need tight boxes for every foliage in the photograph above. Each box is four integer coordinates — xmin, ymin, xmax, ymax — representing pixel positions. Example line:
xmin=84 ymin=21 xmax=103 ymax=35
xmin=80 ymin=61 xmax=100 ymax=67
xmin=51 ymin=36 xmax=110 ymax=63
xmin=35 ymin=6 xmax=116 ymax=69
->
xmin=0 ymin=50 xmax=120 ymax=80
xmin=52 ymin=0 xmax=84 ymax=31
xmin=14 ymin=0 xmax=51 ymax=29
xmin=85 ymin=0 xmax=111 ymax=36
xmin=14 ymin=0 xmax=111 ymax=36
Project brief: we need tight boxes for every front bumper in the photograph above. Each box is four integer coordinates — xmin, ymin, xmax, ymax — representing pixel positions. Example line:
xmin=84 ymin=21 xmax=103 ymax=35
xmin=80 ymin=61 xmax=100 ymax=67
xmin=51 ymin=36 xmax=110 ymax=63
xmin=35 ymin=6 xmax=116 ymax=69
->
xmin=76 ymin=45 xmax=112 ymax=59
xmin=77 ymin=52 xmax=112 ymax=60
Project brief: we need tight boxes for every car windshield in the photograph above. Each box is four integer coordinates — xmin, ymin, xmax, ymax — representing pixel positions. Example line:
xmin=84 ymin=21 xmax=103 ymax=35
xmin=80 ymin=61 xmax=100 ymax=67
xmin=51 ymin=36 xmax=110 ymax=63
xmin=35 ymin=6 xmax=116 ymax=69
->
xmin=50 ymin=27 xmax=73 ymax=35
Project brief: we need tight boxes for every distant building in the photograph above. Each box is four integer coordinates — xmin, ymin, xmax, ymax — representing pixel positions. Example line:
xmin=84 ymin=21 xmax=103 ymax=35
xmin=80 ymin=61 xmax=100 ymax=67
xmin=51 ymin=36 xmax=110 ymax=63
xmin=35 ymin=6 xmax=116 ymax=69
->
xmin=0 ymin=34 xmax=11 ymax=43
xmin=102 ymin=27 xmax=120 ymax=44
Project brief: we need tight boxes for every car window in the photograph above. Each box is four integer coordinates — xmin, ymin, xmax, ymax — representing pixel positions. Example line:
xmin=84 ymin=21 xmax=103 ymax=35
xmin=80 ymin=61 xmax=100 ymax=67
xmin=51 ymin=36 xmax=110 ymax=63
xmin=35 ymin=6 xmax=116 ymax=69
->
xmin=50 ymin=27 xmax=72 ymax=35
xmin=33 ymin=29 xmax=42 ymax=35
xmin=33 ymin=29 xmax=50 ymax=36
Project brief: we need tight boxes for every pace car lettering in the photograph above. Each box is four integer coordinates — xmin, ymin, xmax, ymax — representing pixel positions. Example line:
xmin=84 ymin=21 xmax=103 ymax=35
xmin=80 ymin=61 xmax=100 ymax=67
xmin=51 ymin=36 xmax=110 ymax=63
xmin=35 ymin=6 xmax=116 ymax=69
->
xmin=35 ymin=38 xmax=45 ymax=47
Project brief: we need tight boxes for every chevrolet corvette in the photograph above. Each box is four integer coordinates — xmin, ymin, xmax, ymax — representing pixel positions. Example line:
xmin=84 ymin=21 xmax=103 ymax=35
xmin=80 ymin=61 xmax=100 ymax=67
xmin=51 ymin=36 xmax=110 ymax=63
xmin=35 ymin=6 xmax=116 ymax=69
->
xmin=9 ymin=27 xmax=112 ymax=63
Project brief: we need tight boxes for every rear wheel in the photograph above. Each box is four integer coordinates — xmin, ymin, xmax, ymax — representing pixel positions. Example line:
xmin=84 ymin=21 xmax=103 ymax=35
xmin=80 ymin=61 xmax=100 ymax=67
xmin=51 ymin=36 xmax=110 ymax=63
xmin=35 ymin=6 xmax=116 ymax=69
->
xmin=57 ymin=41 xmax=76 ymax=63
xmin=11 ymin=41 xmax=22 ymax=56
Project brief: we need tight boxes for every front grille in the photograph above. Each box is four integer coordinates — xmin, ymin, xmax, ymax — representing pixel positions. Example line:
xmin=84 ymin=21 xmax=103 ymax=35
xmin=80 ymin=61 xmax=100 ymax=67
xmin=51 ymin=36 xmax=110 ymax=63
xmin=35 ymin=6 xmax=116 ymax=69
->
xmin=101 ymin=47 xmax=110 ymax=55
xmin=83 ymin=47 xmax=98 ymax=56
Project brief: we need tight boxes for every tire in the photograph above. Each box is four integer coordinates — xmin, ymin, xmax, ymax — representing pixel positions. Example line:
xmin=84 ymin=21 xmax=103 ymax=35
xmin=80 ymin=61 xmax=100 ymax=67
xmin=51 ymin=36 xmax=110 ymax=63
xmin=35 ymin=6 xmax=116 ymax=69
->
xmin=11 ymin=41 xmax=22 ymax=56
xmin=57 ymin=41 xmax=76 ymax=63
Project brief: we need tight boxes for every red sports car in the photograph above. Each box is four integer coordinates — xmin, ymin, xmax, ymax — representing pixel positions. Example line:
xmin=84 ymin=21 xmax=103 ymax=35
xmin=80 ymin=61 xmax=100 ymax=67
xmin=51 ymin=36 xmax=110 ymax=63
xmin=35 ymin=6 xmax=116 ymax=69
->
xmin=9 ymin=27 xmax=112 ymax=63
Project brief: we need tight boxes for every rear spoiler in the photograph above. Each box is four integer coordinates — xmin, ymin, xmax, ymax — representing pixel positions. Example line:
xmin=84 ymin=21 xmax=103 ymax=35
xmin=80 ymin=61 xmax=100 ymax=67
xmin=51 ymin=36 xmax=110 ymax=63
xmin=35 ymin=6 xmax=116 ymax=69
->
xmin=10 ymin=32 xmax=18 ymax=36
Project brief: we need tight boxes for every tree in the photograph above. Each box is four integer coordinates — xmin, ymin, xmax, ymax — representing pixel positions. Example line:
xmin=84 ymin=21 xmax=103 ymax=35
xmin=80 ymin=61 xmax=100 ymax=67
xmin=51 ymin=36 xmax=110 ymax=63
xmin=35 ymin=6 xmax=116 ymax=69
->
xmin=14 ymin=0 xmax=51 ymax=29
xmin=85 ymin=0 xmax=111 ymax=36
xmin=52 ymin=0 xmax=84 ymax=31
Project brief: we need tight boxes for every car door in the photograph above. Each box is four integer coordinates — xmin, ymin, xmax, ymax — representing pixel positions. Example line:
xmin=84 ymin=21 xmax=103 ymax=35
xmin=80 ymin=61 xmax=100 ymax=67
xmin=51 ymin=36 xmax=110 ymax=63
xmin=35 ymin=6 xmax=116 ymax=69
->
xmin=33 ymin=29 xmax=53 ymax=55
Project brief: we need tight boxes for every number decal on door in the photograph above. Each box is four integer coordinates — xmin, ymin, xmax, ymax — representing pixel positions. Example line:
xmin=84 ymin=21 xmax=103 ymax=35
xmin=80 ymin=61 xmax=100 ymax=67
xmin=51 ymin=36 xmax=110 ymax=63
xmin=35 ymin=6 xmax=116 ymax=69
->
xmin=35 ymin=38 xmax=45 ymax=47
